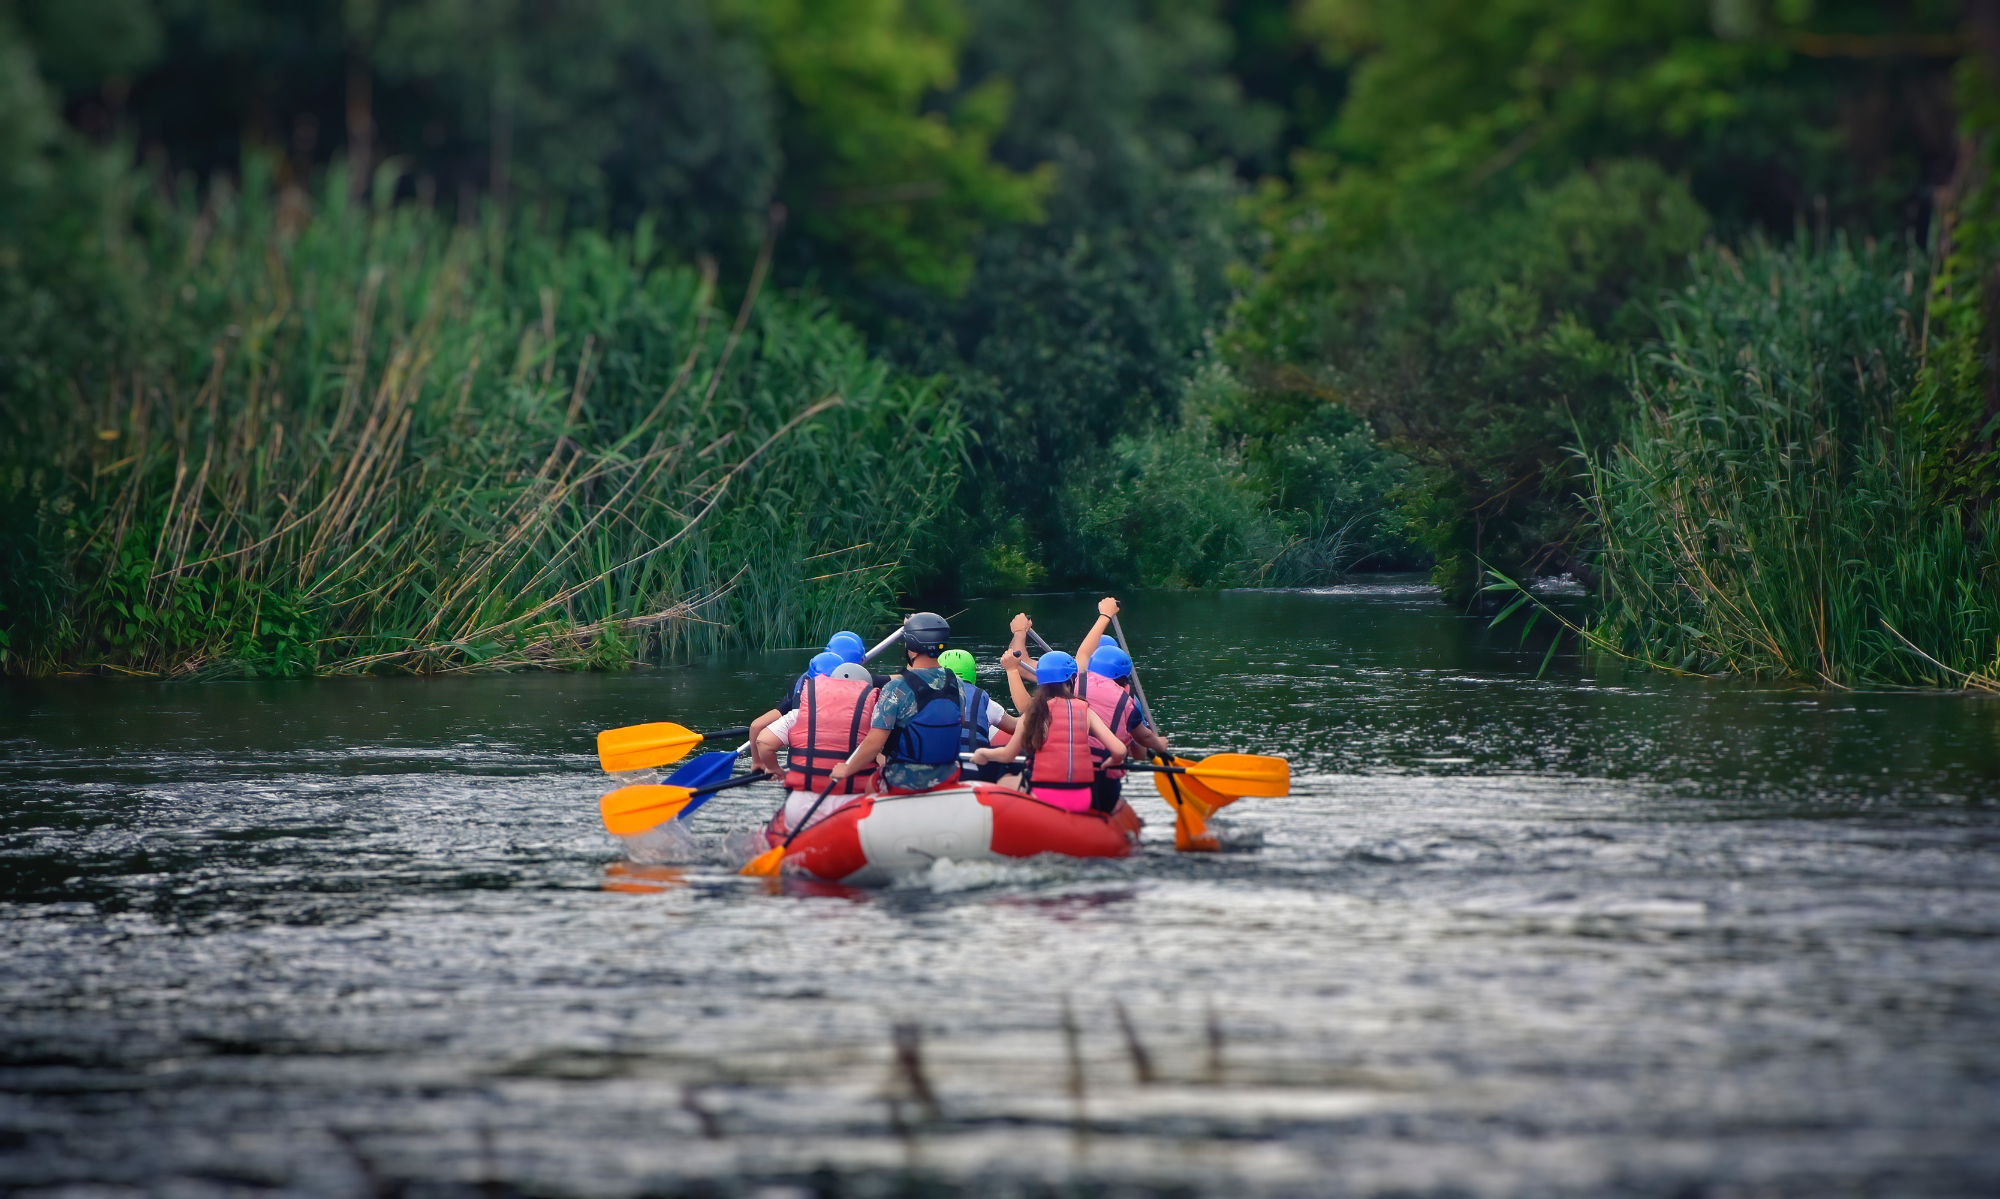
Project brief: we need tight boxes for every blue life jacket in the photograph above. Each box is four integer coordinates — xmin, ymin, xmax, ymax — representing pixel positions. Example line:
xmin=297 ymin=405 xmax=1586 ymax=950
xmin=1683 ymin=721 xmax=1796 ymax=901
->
xmin=891 ymin=669 xmax=964 ymax=766
xmin=957 ymin=683 xmax=993 ymax=752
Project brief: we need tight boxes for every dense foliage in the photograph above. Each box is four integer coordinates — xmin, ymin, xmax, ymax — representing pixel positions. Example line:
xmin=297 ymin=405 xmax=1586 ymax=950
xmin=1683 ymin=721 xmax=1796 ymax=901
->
xmin=1591 ymin=237 xmax=2000 ymax=685
xmin=0 ymin=164 xmax=960 ymax=675
xmin=5 ymin=0 xmax=2000 ymax=685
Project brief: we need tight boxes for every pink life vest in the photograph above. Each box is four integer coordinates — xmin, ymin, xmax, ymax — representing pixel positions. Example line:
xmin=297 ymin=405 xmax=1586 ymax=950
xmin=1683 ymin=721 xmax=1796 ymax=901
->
xmin=785 ymin=676 xmax=879 ymax=794
xmin=1027 ymin=697 xmax=1094 ymax=792
xmin=1078 ymin=671 xmax=1134 ymax=779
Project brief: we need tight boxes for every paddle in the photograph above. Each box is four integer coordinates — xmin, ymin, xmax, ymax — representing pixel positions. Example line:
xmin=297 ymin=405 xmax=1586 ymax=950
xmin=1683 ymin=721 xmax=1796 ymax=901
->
xmin=600 ymin=771 xmax=771 ymax=835
xmin=597 ymin=722 xmax=751 ymax=774
xmin=1118 ymin=753 xmax=1290 ymax=797
xmin=666 ymin=749 xmax=740 ymax=790
xmin=739 ymin=774 xmax=841 ymax=876
xmin=860 ymin=628 xmax=905 ymax=662
xmin=1106 ymin=612 xmax=1216 ymax=850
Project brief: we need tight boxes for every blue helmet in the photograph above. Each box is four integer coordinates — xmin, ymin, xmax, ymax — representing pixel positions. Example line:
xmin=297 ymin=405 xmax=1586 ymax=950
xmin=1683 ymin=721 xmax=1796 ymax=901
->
xmin=1035 ymin=651 xmax=1079 ymax=685
xmin=826 ymin=630 xmax=866 ymax=664
xmin=1090 ymin=645 xmax=1133 ymax=679
xmin=1100 ymin=635 xmax=1118 ymax=649
xmin=809 ymin=650 xmax=843 ymax=678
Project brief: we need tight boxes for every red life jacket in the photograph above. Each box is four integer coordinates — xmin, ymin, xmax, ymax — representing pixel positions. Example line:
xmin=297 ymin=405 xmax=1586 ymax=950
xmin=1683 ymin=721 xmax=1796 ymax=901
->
xmin=1028 ymin=697 xmax=1094 ymax=789
xmin=785 ymin=676 xmax=879 ymax=794
xmin=1079 ymin=671 xmax=1134 ymax=779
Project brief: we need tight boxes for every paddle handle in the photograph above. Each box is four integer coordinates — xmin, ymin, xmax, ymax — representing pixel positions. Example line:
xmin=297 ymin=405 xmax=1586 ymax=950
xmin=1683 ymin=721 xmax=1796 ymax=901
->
xmin=676 ymin=770 xmax=771 ymax=821
xmin=705 ymin=725 xmax=751 ymax=742
xmin=1027 ymin=628 xmax=1057 ymax=655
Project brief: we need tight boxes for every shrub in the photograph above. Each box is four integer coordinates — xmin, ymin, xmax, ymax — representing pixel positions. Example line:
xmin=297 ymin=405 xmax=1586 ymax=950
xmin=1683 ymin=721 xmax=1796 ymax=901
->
xmin=1589 ymin=235 xmax=2000 ymax=686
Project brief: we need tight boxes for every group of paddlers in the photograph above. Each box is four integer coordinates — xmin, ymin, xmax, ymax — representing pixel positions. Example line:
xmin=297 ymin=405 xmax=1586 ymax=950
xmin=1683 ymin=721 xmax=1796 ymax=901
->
xmin=745 ymin=597 xmax=1167 ymax=838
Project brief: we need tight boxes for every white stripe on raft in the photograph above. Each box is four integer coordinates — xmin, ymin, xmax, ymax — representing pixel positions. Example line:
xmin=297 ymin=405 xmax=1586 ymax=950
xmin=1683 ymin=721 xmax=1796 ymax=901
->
xmin=769 ymin=782 xmax=1139 ymax=886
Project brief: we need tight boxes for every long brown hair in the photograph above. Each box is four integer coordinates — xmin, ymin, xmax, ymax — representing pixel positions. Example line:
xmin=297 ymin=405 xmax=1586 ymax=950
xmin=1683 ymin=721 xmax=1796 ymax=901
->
xmin=1019 ymin=680 xmax=1076 ymax=753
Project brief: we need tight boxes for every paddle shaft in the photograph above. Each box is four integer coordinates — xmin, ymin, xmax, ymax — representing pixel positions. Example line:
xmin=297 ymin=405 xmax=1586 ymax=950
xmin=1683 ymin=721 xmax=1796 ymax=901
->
xmin=862 ymin=629 xmax=904 ymax=663
xmin=780 ymin=774 xmax=842 ymax=850
xmin=672 ymin=741 xmax=753 ymax=820
xmin=1111 ymin=613 xmax=1203 ymax=835
xmin=675 ymin=769 xmax=769 ymax=820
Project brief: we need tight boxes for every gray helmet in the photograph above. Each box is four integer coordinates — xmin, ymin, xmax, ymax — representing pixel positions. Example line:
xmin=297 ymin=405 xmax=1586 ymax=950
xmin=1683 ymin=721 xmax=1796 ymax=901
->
xmin=830 ymin=661 xmax=872 ymax=682
xmin=901 ymin=611 xmax=951 ymax=654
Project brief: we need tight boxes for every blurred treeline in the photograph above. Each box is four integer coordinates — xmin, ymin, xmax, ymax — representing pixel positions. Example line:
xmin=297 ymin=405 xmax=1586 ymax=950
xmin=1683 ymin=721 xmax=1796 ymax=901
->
xmin=5 ymin=0 xmax=2000 ymax=684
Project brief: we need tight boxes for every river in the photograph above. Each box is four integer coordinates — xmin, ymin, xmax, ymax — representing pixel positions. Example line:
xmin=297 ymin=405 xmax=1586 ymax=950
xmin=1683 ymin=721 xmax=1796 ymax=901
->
xmin=4 ymin=582 xmax=1999 ymax=1196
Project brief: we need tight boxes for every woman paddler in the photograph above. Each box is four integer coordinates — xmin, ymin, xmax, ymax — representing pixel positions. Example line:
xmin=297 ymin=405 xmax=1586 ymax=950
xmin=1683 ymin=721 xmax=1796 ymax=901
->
xmin=753 ymin=650 xmax=881 ymax=838
xmin=968 ymin=651 xmax=1126 ymax=811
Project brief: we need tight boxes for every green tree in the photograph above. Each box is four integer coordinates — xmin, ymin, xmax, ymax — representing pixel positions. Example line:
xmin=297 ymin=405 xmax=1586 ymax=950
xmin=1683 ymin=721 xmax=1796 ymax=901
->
xmin=859 ymin=0 xmax=1277 ymax=590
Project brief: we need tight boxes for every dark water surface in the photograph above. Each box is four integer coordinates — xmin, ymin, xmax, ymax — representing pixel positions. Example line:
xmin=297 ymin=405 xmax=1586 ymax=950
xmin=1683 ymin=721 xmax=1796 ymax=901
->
xmin=6 ymin=583 xmax=2000 ymax=1197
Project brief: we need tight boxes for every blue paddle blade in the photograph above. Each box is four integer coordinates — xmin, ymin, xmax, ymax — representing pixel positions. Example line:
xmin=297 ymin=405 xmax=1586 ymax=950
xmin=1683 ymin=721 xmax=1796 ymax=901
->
xmin=666 ymin=750 xmax=737 ymax=793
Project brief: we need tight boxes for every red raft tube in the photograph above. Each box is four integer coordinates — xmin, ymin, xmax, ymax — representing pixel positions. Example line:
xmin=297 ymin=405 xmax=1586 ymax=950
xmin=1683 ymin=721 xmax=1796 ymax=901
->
xmin=774 ymin=783 xmax=1139 ymax=886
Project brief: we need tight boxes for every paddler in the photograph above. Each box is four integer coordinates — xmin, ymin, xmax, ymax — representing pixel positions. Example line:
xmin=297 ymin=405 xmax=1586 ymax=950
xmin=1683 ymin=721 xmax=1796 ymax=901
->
xmin=938 ymin=647 xmax=1018 ymax=782
xmin=1072 ymin=597 xmax=1171 ymax=813
xmin=753 ymin=650 xmax=880 ymax=837
xmin=828 ymin=613 xmax=965 ymax=794
xmin=969 ymin=651 xmax=1126 ymax=811
xmin=745 ymin=629 xmax=871 ymax=749
xmin=1000 ymin=600 xmax=1168 ymax=812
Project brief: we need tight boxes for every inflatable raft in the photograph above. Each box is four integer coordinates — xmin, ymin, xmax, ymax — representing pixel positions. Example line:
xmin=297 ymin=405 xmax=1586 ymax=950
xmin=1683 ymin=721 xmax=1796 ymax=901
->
xmin=770 ymin=783 xmax=1139 ymax=886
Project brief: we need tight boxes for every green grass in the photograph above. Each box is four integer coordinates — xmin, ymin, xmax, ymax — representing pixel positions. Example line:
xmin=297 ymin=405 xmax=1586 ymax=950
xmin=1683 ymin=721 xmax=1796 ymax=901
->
xmin=1584 ymin=235 xmax=2000 ymax=688
xmin=0 ymin=160 xmax=963 ymax=676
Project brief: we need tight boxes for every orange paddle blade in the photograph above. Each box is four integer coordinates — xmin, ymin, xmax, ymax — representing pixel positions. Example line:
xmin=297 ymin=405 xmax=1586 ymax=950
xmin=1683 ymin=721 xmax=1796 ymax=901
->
xmin=597 ymin=722 xmax=702 ymax=773
xmin=599 ymin=784 xmax=697 ymax=835
xmin=739 ymin=845 xmax=786 ymax=876
xmin=1174 ymin=807 xmax=1219 ymax=852
xmin=1151 ymin=758 xmax=1232 ymax=816
xmin=1186 ymin=752 xmax=1289 ymax=797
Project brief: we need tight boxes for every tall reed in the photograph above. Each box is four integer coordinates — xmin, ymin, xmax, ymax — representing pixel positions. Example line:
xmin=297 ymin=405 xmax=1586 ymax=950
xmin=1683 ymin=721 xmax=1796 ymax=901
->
xmin=1 ymin=160 xmax=963 ymax=676
xmin=1587 ymin=235 xmax=2000 ymax=687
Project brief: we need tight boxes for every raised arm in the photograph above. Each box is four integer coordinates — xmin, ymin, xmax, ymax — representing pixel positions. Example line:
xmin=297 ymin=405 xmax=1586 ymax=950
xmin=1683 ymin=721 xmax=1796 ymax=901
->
xmin=1074 ymin=596 xmax=1119 ymax=690
xmin=1003 ymin=612 xmax=1037 ymax=713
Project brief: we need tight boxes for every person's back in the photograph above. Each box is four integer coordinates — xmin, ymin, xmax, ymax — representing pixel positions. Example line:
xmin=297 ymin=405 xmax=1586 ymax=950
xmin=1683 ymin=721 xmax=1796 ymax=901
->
xmin=829 ymin=612 xmax=966 ymax=795
xmin=1025 ymin=693 xmax=1095 ymax=812
xmin=753 ymin=652 xmax=878 ymax=835
xmin=877 ymin=664 xmax=963 ymax=791
xmin=784 ymin=675 xmax=878 ymax=795
xmin=1079 ymin=668 xmax=1137 ymax=774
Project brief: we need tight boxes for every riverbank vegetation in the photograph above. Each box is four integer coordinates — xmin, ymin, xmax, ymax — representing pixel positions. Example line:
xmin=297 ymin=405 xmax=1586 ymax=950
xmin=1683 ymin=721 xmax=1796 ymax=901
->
xmin=5 ymin=0 xmax=2000 ymax=684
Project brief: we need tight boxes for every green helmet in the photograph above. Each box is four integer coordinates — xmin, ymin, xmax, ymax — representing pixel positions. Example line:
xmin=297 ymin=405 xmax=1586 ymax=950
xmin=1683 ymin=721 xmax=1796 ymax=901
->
xmin=937 ymin=648 xmax=977 ymax=684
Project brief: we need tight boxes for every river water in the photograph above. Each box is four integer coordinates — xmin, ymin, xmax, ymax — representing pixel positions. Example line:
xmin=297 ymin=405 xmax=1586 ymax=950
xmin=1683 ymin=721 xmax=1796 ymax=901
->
xmin=5 ymin=582 xmax=1999 ymax=1197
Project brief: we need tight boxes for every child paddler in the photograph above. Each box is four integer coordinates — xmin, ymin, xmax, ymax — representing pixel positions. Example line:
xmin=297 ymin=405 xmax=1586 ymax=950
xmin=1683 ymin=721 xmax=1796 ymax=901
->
xmin=753 ymin=650 xmax=880 ymax=837
xmin=969 ymin=651 xmax=1126 ymax=811
xmin=828 ymin=613 xmax=966 ymax=794
xmin=1073 ymin=596 xmax=1171 ymax=813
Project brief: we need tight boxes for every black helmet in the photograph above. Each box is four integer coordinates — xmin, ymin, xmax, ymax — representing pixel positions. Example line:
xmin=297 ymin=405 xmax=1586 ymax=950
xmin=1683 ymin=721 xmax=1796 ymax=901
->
xmin=902 ymin=611 xmax=951 ymax=654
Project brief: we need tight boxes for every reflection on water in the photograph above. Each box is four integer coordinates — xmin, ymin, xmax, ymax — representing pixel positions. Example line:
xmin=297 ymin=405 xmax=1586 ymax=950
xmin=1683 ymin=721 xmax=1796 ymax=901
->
xmin=4 ymin=580 xmax=2000 ymax=1196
